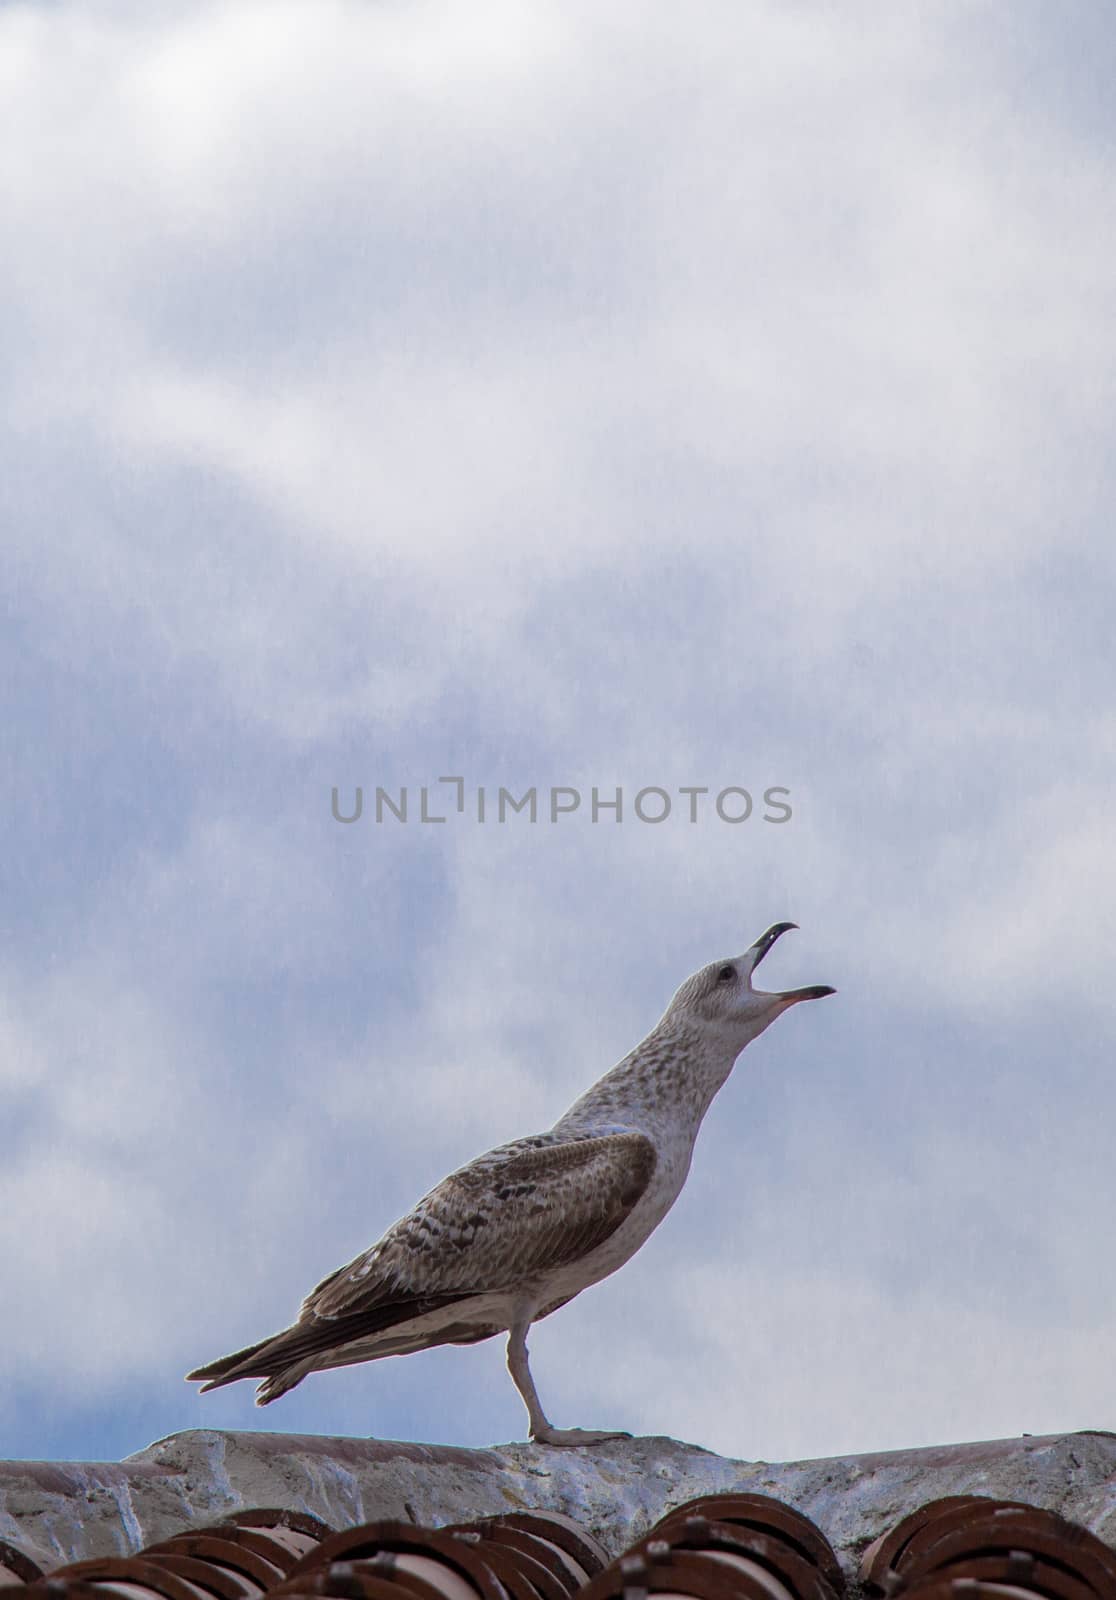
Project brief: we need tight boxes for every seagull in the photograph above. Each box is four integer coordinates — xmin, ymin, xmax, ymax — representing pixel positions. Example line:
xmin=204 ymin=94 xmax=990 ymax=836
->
xmin=186 ymin=923 xmax=834 ymax=1445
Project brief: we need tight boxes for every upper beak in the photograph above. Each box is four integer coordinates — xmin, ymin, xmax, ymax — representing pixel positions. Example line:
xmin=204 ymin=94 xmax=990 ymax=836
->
xmin=747 ymin=922 xmax=799 ymax=973
xmin=746 ymin=922 xmax=836 ymax=1004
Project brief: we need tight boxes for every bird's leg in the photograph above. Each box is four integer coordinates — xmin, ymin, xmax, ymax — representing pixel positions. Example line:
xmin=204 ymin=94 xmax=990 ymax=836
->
xmin=505 ymin=1322 xmax=553 ymax=1437
xmin=506 ymin=1322 xmax=630 ymax=1448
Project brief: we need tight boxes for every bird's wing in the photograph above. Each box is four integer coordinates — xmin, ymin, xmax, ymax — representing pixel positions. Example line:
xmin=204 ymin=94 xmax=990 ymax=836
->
xmin=305 ymin=1130 xmax=657 ymax=1322
xmin=188 ymin=1132 xmax=658 ymax=1390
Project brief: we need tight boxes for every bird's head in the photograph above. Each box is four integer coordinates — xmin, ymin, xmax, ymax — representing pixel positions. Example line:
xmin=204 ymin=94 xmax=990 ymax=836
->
xmin=664 ymin=923 xmax=835 ymax=1050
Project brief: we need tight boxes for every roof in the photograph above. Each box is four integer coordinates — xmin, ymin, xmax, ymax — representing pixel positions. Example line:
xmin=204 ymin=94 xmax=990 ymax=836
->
xmin=1 ymin=1431 xmax=1114 ymax=1594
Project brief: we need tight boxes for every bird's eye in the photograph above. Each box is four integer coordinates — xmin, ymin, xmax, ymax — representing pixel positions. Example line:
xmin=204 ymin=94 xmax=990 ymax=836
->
xmin=717 ymin=965 xmax=736 ymax=983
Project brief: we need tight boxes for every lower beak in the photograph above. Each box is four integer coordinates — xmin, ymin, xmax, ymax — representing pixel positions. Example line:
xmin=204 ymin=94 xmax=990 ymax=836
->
xmin=777 ymin=985 xmax=837 ymax=1005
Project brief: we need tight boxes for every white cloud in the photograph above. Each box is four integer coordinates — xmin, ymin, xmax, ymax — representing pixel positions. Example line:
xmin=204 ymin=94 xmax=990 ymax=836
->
xmin=544 ymin=1260 xmax=1116 ymax=1461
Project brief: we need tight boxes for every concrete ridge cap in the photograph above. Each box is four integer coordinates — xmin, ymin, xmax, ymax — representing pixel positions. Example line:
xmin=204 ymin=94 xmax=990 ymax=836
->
xmin=0 ymin=1457 xmax=179 ymax=1487
xmin=797 ymin=1429 xmax=1116 ymax=1471
xmin=1 ymin=1427 xmax=1109 ymax=1480
xmin=127 ymin=1429 xmax=515 ymax=1470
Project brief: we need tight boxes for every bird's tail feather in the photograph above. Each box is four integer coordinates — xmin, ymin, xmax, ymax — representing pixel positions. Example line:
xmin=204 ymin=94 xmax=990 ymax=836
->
xmin=253 ymin=1359 xmax=317 ymax=1404
xmin=186 ymin=1294 xmax=488 ymax=1402
xmin=185 ymin=1335 xmax=285 ymax=1393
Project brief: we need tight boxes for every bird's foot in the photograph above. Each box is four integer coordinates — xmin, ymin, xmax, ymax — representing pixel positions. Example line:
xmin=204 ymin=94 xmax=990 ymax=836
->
xmin=530 ymin=1425 xmax=632 ymax=1448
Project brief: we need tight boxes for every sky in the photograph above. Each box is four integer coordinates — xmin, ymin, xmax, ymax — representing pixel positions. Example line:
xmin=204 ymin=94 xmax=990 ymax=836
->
xmin=2 ymin=0 xmax=1115 ymax=1468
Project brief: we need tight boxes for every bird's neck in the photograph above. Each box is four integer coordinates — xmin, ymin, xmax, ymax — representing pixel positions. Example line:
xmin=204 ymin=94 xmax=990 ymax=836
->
xmin=552 ymin=1022 xmax=738 ymax=1147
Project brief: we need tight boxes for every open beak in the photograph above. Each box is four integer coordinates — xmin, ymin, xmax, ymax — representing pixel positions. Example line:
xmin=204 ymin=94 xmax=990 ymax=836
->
xmin=746 ymin=922 xmax=836 ymax=1005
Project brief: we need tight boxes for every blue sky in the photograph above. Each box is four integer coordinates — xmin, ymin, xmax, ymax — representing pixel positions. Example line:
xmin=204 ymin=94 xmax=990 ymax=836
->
xmin=2 ymin=0 xmax=1115 ymax=1466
